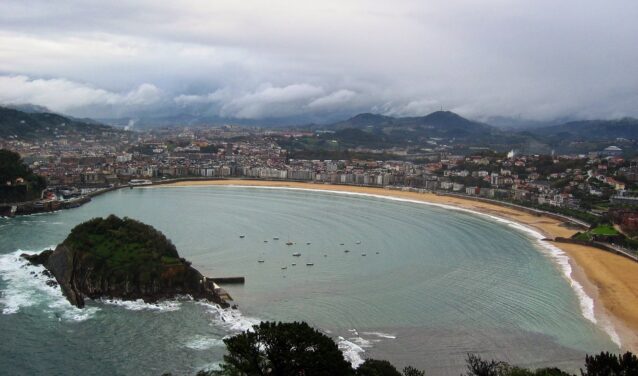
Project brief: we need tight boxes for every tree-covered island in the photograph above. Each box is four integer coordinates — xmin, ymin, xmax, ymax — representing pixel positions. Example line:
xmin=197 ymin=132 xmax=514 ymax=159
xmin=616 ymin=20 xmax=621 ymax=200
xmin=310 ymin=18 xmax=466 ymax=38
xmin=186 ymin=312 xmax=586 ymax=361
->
xmin=22 ymin=215 xmax=230 ymax=308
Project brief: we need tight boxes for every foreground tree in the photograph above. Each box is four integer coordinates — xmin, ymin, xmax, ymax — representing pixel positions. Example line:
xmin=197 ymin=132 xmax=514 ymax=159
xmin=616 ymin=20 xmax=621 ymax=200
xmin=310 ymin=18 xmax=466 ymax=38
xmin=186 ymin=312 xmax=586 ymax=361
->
xmin=194 ymin=321 xmax=633 ymax=376
xmin=464 ymin=354 xmax=506 ymax=376
xmin=355 ymin=360 xmax=427 ymax=376
xmin=208 ymin=321 xmax=354 ymax=376
xmin=402 ymin=366 xmax=426 ymax=376
xmin=463 ymin=354 xmax=572 ymax=376
xmin=356 ymin=359 xmax=402 ymax=376
xmin=581 ymin=351 xmax=638 ymax=376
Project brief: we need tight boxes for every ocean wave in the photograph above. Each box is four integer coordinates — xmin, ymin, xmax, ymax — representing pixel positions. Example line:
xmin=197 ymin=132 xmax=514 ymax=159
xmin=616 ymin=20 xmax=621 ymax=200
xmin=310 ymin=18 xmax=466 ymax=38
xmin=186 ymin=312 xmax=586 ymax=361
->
xmin=499 ymin=221 xmax=621 ymax=347
xmin=337 ymin=336 xmax=366 ymax=367
xmin=196 ymin=362 xmax=223 ymax=373
xmin=184 ymin=335 xmax=225 ymax=350
xmin=100 ymin=298 xmax=182 ymax=312
xmin=197 ymin=301 xmax=261 ymax=333
xmin=0 ymin=249 xmax=99 ymax=321
xmin=337 ymin=329 xmax=399 ymax=367
xmin=361 ymin=331 xmax=397 ymax=339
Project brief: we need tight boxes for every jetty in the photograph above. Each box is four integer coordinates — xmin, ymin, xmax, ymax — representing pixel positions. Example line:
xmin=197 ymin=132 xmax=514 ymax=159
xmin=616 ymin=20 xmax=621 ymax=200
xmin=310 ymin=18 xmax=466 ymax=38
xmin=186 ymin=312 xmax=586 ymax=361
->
xmin=209 ymin=276 xmax=246 ymax=284
xmin=205 ymin=277 xmax=245 ymax=305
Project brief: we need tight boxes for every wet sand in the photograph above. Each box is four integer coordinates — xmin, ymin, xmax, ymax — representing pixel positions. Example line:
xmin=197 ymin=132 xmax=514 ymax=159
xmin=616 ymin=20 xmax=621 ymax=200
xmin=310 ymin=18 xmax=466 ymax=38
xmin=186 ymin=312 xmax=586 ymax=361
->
xmin=158 ymin=179 xmax=638 ymax=351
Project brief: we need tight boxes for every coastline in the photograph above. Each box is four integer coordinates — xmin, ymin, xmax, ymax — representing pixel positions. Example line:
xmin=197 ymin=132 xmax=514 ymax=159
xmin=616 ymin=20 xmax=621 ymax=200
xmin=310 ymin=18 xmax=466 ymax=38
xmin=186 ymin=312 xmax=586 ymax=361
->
xmin=154 ymin=179 xmax=638 ymax=352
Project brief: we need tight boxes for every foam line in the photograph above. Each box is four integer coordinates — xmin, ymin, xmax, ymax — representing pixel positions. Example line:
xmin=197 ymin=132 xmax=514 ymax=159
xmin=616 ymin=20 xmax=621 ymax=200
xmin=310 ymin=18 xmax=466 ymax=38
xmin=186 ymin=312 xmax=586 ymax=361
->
xmin=0 ymin=249 xmax=99 ymax=321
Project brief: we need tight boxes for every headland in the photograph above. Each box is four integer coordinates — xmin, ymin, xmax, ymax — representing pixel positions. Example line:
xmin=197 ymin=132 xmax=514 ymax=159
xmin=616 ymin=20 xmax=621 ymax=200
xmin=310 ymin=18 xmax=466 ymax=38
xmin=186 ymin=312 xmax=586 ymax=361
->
xmin=22 ymin=215 xmax=233 ymax=309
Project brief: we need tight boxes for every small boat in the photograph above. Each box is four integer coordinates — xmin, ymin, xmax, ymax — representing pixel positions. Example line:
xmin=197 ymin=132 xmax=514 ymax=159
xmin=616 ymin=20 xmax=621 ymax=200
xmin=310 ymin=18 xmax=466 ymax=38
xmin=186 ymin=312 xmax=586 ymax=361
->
xmin=273 ymin=237 xmax=279 ymax=240
xmin=306 ymin=242 xmax=311 ymax=245
xmin=344 ymin=249 xmax=350 ymax=253
xmin=339 ymin=243 xmax=344 ymax=246
xmin=264 ymin=240 xmax=268 ymax=243
xmin=356 ymin=241 xmax=361 ymax=245
xmin=286 ymin=241 xmax=293 ymax=246
xmin=306 ymin=263 xmax=314 ymax=266
xmin=281 ymin=266 xmax=287 ymax=270
xmin=375 ymin=251 xmax=380 ymax=254
xmin=258 ymin=259 xmax=265 ymax=263
xmin=239 ymin=235 xmax=245 ymax=239
xmin=292 ymin=263 xmax=296 ymax=266
xmin=361 ymin=253 xmax=367 ymax=256
xmin=292 ymin=252 xmax=301 ymax=257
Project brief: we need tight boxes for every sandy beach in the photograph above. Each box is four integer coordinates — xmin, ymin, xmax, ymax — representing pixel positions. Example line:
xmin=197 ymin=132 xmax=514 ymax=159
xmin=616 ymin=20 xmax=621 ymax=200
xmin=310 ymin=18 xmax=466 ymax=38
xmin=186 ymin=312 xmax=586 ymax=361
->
xmin=158 ymin=179 xmax=638 ymax=351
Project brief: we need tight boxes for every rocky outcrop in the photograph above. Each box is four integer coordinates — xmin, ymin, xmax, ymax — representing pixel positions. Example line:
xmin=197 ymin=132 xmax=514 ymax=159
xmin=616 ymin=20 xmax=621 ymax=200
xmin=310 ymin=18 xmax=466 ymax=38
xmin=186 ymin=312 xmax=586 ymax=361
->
xmin=21 ymin=215 xmax=230 ymax=308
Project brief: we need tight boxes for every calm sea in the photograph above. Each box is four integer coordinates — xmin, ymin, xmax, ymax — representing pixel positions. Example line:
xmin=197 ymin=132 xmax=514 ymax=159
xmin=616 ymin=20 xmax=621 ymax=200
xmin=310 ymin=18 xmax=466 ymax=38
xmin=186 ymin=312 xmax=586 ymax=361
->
xmin=0 ymin=186 xmax=617 ymax=375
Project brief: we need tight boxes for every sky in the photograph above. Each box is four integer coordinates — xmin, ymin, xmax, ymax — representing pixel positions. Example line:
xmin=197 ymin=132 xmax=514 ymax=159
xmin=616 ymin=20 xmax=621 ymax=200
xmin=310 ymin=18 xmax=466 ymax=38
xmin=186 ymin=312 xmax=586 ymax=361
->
xmin=0 ymin=0 xmax=637 ymax=123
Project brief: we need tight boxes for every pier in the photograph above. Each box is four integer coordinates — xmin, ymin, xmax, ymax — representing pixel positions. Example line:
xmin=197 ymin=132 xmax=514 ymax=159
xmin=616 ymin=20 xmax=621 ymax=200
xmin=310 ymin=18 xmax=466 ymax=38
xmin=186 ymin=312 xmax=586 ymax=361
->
xmin=209 ymin=276 xmax=246 ymax=284
xmin=204 ymin=277 xmax=245 ymax=306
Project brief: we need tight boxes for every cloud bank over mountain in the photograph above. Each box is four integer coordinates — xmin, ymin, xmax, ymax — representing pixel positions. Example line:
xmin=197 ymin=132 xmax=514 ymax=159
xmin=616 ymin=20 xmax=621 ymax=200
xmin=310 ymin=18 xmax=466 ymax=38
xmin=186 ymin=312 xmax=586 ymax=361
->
xmin=0 ymin=0 xmax=637 ymax=123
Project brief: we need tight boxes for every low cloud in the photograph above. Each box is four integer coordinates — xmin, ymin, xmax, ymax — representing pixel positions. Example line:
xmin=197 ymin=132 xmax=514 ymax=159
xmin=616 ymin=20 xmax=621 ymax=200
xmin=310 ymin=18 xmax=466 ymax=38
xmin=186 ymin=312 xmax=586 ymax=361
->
xmin=173 ymin=85 xmax=361 ymax=120
xmin=308 ymin=90 xmax=356 ymax=110
xmin=0 ymin=75 xmax=164 ymax=117
xmin=0 ymin=0 xmax=637 ymax=123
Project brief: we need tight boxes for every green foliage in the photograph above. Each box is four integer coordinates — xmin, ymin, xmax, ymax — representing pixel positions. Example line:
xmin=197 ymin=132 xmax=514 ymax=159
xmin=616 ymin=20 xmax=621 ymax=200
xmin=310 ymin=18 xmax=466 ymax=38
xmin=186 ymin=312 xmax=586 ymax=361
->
xmin=589 ymin=225 xmax=619 ymax=236
xmin=500 ymin=366 xmax=572 ymax=376
xmin=210 ymin=321 xmax=354 ymax=376
xmin=463 ymin=354 xmax=575 ymax=376
xmin=581 ymin=351 xmax=638 ymax=376
xmin=0 ymin=106 xmax=113 ymax=139
xmin=356 ymin=360 xmax=427 ymax=376
xmin=533 ymin=368 xmax=573 ymax=376
xmin=402 ymin=366 xmax=426 ymax=376
xmin=516 ymin=202 xmax=601 ymax=226
xmin=0 ymin=149 xmax=46 ymax=203
xmin=464 ymin=354 xmax=506 ymax=376
xmin=573 ymin=232 xmax=593 ymax=242
xmin=63 ymin=215 xmax=183 ymax=277
xmin=356 ymin=359 xmax=402 ymax=376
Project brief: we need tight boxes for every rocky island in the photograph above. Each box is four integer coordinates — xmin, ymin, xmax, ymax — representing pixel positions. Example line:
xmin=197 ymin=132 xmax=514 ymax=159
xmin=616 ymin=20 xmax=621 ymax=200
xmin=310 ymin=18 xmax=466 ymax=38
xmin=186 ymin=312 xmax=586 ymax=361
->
xmin=22 ymin=215 xmax=231 ymax=308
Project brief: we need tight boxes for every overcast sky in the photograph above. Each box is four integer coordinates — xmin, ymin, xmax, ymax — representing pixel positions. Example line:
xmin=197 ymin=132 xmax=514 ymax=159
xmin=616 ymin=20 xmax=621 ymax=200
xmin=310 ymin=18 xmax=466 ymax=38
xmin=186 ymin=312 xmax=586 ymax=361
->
xmin=0 ymin=0 xmax=637 ymax=123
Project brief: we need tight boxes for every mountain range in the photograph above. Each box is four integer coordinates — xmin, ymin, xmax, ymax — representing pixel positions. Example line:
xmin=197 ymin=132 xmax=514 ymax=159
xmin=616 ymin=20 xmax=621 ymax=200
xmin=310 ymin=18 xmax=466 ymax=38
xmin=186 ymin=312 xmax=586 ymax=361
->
xmin=308 ymin=111 xmax=638 ymax=154
xmin=1 ymin=105 xmax=637 ymax=155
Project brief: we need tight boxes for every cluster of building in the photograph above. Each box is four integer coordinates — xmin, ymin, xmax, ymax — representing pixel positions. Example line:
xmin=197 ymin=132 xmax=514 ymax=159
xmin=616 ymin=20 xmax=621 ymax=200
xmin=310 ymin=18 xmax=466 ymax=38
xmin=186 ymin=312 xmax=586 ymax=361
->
xmin=2 ymin=125 xmax=637 ymax=218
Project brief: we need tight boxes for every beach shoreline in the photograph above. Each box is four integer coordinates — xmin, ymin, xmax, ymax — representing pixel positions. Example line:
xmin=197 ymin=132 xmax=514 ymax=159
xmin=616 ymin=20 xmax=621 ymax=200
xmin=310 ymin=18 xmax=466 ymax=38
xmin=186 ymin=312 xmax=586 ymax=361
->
xmin=153 ymin=179 xmax=638 ymax=352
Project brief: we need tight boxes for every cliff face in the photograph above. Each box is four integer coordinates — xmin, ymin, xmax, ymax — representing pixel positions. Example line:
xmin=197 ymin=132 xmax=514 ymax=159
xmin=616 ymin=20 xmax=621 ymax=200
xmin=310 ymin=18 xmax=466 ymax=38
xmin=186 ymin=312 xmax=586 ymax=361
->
xmin=22 ymin=215 xmax=229 ymax=308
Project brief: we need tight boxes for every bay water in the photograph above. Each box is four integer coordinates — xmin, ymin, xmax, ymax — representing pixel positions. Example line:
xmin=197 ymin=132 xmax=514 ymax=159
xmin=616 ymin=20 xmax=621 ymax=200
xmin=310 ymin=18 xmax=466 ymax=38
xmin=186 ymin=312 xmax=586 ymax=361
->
xmin=0 ymin=186 xmax=617 ymax=375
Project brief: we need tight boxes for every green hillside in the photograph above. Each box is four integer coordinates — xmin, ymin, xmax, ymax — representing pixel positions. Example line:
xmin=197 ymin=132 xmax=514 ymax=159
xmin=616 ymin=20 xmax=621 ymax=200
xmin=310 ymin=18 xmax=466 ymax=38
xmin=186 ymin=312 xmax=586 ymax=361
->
xmin=0 ymin=106 xmax=115 ymax=139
